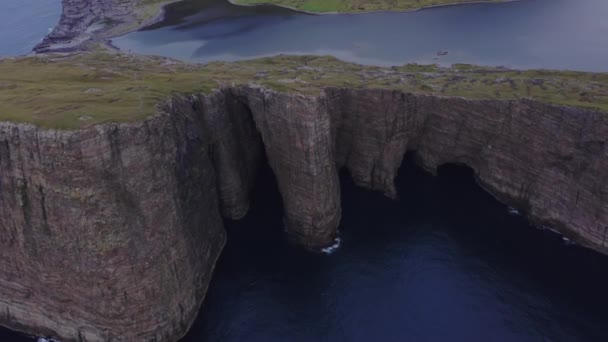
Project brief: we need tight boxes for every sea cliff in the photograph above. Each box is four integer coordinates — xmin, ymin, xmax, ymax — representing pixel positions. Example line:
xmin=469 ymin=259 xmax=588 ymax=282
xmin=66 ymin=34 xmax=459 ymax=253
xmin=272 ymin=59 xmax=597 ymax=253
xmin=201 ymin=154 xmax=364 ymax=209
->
xmin=0 ymin=106 xmax=227 ymax=340
xmin=0 ymin=77 xmax=607 ymax=339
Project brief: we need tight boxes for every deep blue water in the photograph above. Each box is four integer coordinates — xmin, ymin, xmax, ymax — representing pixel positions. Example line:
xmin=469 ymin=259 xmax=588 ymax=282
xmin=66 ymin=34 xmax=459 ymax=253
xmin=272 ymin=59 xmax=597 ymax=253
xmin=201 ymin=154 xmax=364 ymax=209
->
xmin=114 ymin=0 xmax=608 ymax=71
xmin=0 ymin=0 xmax=61 ymax=56
xmin=182 ymin=157 xmax=608 ymax=342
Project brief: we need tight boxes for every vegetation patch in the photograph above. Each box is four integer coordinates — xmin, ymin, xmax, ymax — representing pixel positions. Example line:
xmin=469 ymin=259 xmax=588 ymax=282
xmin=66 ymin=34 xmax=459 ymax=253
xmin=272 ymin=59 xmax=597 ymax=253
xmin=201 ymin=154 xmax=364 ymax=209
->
xmin=0 ymin=52 xmax=607 ymax=129
xmin=232 ymin=0 xmax=505 ymax=13
xmin=97 ymin=0 xmax=180 ymax=38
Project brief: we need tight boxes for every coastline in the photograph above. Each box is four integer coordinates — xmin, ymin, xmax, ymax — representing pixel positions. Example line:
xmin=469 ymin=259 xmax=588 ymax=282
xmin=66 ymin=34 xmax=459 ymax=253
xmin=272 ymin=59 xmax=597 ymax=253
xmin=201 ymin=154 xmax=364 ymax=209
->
xmin=9 ymin=1 xmax=608 ymax=341
xmin=34 ymin=0 xmax=182 ymax=53
xmin=132 ymin=0 xmax=182 ymax=31
xmin=38 ymin=0 xmax=517 ymax=53
xmin=0 ymin=56 xmax=607 ymax=339
xmin=225 ymin=0 xmax=516 ymax=16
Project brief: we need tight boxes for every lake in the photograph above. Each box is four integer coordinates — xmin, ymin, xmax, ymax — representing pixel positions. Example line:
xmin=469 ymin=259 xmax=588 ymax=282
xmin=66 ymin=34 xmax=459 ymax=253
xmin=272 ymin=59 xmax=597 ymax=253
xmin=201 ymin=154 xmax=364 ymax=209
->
xmin=114 ymin=0 xmax=608 ymax=71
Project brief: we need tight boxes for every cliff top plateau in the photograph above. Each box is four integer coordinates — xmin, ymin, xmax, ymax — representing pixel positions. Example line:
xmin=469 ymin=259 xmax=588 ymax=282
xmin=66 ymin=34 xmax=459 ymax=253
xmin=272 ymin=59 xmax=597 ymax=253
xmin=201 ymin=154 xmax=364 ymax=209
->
xmin=1 ymin=52 xmax=607 ymax=129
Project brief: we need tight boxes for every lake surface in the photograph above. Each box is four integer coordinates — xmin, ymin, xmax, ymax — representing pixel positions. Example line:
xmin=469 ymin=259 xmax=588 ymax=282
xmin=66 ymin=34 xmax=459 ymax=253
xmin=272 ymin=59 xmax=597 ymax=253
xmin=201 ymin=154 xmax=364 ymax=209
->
xmin=0 ymin=0 xmax=61 ymax=56
xmin=114 ymin=0 xmax=608 ymax=71
xmin=184 ymin=157 xmax=608 ymax=342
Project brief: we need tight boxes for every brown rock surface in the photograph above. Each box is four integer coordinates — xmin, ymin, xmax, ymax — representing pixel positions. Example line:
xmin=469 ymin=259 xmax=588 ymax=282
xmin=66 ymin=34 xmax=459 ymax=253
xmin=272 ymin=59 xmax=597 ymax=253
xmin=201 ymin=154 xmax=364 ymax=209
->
xmin=0 ymin=86 xmax=606 ymax=341
xmin=0 ymin=102 xmax=227 ymax=341
xmin=235 ymin=87 xmax=342 ymax=247
xmin=326 ymin=88 xmax=608 ymax=251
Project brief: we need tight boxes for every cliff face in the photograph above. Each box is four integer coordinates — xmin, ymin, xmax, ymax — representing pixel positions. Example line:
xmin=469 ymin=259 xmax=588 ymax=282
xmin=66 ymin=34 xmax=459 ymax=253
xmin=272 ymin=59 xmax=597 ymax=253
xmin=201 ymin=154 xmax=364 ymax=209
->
xmin=0 ymin=86 xmax=606 ymax=341
xmin=232 ymin=87 xmax=608 ymax=251
xmin=325 ymin=89 xmax=608 ymax=249
xmin=0 ymin=101 xmax=228 ymax=340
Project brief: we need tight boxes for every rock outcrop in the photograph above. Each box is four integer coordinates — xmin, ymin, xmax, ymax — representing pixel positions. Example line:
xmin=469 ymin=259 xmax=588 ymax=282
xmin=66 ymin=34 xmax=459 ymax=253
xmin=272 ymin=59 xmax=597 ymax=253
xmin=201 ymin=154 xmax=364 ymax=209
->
xmin=0 ymin=98 xmax=230 ymax=341
xmin=34 ymin=0 xmax=166 ymax=53
xmin=0 ymin=86 xmax=606 ymax=341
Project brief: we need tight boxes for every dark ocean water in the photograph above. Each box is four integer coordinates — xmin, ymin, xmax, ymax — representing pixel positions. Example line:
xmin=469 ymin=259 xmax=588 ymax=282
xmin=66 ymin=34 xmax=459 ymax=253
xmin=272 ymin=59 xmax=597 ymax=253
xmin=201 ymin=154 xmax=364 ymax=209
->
xmin=181 ymin=156 xmax=608 ymax=342
xmin=114 ymin=0 xmax=608 ymax=71
xmin=0 ymin=0 xmax=61 ymax=56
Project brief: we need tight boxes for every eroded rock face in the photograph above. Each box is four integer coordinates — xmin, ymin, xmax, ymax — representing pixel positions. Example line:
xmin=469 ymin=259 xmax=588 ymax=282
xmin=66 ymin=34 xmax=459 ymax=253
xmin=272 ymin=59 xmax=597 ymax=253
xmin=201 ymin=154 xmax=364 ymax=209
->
xmin=0 ymin=102 xmax=228 ymax=341
xmin=233 ymin=87 xmax=608 ymax=252
xmin=0 ymin=86 xmax=606 ymax=341
xmin=325 ymin=88 xmax=608 ymax=251
xmin=235 ymin=87 xmax=342 ymax=247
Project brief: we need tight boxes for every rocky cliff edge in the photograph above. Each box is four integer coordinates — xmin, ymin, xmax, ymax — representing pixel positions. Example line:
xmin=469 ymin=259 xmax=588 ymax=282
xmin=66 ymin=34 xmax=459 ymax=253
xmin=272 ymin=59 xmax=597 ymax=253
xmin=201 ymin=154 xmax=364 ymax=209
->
xmin=0 ymin=54 xmax=607 ymax=340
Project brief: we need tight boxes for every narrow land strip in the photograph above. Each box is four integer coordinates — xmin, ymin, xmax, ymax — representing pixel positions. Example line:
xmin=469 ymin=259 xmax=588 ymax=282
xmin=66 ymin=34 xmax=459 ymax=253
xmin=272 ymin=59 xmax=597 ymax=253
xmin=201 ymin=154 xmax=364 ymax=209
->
xmin=230 ymin=0 xmax=506 ymax=13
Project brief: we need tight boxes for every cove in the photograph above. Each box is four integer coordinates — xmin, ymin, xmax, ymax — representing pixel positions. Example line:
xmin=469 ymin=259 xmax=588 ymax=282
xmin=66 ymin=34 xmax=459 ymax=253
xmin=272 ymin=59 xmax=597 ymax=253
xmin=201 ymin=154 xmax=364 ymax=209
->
xmin=183 ymin=156 xmax=608 ymax=342
xmin=113 ymin=0 xmax=608 ymax=71
xmin=4 ymin=153 xmax=608 ymax=341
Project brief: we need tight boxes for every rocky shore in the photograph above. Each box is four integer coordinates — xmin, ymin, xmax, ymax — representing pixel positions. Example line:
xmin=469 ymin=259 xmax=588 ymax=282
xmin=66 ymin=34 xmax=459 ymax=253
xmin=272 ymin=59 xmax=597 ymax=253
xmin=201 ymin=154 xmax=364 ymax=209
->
xmin=34 ymin=0 xmax=177 ymax=53
xmin=35 ymin=0 xmax=509 ymax=53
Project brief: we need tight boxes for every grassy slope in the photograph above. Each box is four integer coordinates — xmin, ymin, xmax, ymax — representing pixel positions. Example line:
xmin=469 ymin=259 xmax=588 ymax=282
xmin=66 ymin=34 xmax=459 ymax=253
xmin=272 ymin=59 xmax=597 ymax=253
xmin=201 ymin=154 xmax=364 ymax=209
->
xmin=232 ymin=0 xmax=505 ymax=13
xmin=0 ymin=52 xmax=606 ymax=129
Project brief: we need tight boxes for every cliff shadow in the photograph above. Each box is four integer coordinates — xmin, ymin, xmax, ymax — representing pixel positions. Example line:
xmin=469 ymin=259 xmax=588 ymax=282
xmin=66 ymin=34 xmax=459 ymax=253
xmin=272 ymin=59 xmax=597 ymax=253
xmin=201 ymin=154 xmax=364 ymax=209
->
xmin=182 ymin=150 xmax=608 ymax=342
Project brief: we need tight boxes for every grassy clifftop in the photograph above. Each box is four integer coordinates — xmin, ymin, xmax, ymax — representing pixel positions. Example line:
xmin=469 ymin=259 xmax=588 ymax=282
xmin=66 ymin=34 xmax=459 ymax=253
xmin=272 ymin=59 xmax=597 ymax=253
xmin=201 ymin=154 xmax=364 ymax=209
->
xmin=0 ymin=52 xmax=606 ymax=129
xmin=231 ymin=0 xmax=505 ymax=13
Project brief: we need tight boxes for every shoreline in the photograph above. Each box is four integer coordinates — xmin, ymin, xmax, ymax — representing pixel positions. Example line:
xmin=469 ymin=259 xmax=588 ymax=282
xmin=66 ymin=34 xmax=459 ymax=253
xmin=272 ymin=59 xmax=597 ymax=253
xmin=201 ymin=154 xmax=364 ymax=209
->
xmin=33 ymin=0 xmax=182 ymax=54
xmin=38 ymin=0 xmax=517 ymax=54
xmin=225 ymin=0 xmax=516 ymax=16
xmin=134 ymin=0 xmax=182 ymax=30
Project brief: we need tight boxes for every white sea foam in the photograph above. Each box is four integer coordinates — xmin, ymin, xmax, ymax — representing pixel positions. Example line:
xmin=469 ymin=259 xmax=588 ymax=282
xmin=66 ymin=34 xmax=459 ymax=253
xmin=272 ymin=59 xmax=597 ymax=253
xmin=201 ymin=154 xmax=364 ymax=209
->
xmin=539 ymin=225 xmax=561 ymax=235
xmin=538 ymin=226 xmax=576 ymax=247
xmin=322 ymin=236 xmax=341 ymax=255
xmin=507 ymin=206 xmax=521 ymax=216
xmin=562 ymin=237 xmax=576 ymax=246
xmin=38 ymin=337 xmax=61 ymax=342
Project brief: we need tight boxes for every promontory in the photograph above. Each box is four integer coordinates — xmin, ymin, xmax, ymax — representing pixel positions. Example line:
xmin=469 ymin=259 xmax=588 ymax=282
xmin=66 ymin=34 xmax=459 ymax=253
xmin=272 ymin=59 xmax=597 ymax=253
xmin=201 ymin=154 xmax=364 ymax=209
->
xmin=0 ymin=0 xmax=607 ymax=341
xmin=231 ymin=0 xmax=505 ymax=13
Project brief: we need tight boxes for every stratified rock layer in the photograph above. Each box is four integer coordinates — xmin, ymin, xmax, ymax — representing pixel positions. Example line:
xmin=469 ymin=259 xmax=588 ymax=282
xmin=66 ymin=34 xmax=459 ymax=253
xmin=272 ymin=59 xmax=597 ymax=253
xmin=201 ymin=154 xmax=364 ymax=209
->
xmin=0 ymin=86 xmax=606 ymax=341
xmin=326 ymin=88 xmax=608 ymax=250
xmin=0 ymin=98 xmax=233 ymax=341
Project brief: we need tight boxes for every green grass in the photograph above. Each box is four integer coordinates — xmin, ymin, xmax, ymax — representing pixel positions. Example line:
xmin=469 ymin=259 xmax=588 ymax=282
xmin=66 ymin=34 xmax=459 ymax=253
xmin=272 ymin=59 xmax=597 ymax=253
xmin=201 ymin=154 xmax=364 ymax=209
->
xmin=97 ymin=0 xmax=179 ymax=37
xmin=0 ymin=52 xmax=607 ymax=129
xmin=232 ymin=0 xmax=505 ymax=13
xmin=136 ymin=0 xmax=177 ymax=20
